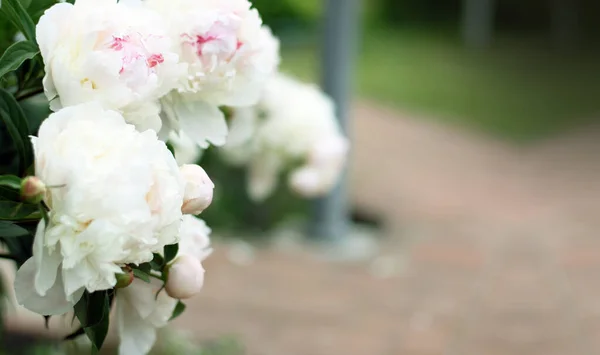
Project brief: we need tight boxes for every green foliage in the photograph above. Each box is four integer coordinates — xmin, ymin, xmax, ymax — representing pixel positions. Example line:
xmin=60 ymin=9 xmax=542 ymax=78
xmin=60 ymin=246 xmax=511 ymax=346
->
xmin=0 ymin=220 xmax=29 ymax=236
xmin=132 ymin=268 xmax=152 ymax=283
xmin=0 ymin=88 xmax=33 ymax=174
xmin=281 ymin=28 xmax=600 ymax=142
xmin=0 ymin=0 xmax=36 ymax=42
xmin=169 ymin=301 xmax=186 ymax=321
xmin=251 ymin=0 xmax=320 ymax=31
xmin=73 ymin=290 xmax=113 ymax=353
xmin=163 ymin=243 xmax=179 ymax=264
xmin=0 ymin=40 xmax=38 ymax=80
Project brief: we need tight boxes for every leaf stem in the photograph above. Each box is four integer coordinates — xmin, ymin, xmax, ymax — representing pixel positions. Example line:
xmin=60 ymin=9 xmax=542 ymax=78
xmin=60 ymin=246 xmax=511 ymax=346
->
xmin=14 ymin=86 xmax=43 ymax=101
xmin=0 ymin=253 xmax=19 ymax=261
xmin=148 ymin=272 xmax=163 ymax=281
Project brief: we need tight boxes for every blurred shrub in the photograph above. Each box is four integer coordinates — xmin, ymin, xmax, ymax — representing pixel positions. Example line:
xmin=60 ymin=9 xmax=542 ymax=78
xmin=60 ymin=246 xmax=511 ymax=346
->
xmin=376 ymin=0 xmax=600 ymax=40
xmin=199 ymin=148 xmax=309 ymax=237
xmin=376 ymin=0 xmax=461 ymax=27
xmin=251 ymin=0 xmax=321 ymax=32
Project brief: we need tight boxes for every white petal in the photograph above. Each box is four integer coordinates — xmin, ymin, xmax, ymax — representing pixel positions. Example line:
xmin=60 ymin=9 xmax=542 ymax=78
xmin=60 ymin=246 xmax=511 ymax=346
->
xmin=124 ymin=101 xmax=163 ymax=133
xmin=14 ymin=258 xmax=81 ymax=315
xmin=169 ymin=131 xmax=202 ymax=165
xmin=36 ymin=2 xmax=73 ymax=60
xmin=117 ymin=293 xmax=157 ymax=355
xmin=174 ymin=99 xmax=228 ymax=149
xmin=247 ymin=153 xmax=283 ymax=202
xmin=116 ymin=279 xmax=176 ymax=355
xmin=119 ymin=280 xmax=159 ymax=320
xmin=32 ymin=220 xmax=62 ymax=296
xmin=226 ymin=108 xmax=257 ymax=147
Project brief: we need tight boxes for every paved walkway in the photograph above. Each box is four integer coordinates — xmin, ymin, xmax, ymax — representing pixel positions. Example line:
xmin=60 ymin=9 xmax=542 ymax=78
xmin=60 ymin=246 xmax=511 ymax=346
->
xmin=7 ymin=102 xmax=600 ymax=354
xmin=173 ymin=103 xmax=600 ymax=355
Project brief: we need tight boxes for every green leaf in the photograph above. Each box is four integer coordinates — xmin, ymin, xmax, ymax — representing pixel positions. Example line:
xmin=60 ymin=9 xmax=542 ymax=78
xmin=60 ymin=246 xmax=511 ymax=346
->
xmin=0 ymin=200 xmax=39 ymax=220
xmin=138 ymin=262 xmax=151 ymax=274
xmin=165 ymin=141 xmax=175 ymax=156
xmin=0 ymin=88 xmax=33 ymax=174
xmin=64 ymin=327 xmax=85 ymax=341
xmin=0 ymin=220 xmax=28 ymax=237
xmin=149 ymin=253 xmax=164 ymax=271
xmin=132 ymin=268 xmax=151 ymax=283
xmin=0 ymin=0 xmax=36 ymax=41
xmin=0 ymin=174 xmax=20 ymax=190
xmin=169 ymin=301 xmax=186 ymax=321
xmin=0 ymin=40 xmax=38 ymax=80
xmin=38 ymin=204 xmax=48 ymax=225
xmin=163 ymin=243 xmax=179 ymax=264
xmin=0 ymin=186 xmax=19 ymax=201
xmin=19 ymin=0 xmax=32 ymax=9
xmin=74 ymin=291 xmax=111 ymax=353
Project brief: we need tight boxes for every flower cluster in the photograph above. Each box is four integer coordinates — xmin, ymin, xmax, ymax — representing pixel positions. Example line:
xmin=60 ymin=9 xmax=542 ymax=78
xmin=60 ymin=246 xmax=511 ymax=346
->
xmin=1 ymin=0 xmax=278 ymax=353
xmin=221 ymin=73 xmax=349 ymax=201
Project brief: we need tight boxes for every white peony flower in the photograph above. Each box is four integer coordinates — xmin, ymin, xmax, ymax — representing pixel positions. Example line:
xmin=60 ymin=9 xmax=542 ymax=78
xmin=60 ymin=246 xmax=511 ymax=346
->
xmin=36 ymin=0 xmax=185 ymax=132
xmin=222 ymin=73 xmax=348 ymax=201
xmin=288 ymin=135 xmax=349 ymax=197
xmin=117 ymin=279 xmax=178 ymax=355
xmin=116 ymin=215 xmax=211 ymax=355
xmin=146 ymin=0 xmax=280 ymax=148
xmin=14 ymin=102 xmax=185 ymax=315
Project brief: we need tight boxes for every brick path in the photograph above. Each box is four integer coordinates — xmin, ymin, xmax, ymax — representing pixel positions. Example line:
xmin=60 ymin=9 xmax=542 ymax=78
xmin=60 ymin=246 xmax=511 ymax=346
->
xmin=170 ymin=103 xmax=600 ymax=355
xmin=7 ymin=102 xmax=600 ymax=354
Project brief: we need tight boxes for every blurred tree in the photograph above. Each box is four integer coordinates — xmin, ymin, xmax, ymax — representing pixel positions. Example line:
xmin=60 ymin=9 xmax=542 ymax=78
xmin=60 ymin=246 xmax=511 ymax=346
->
xmin=250 ymin=0 xmax=321 ymax=32
xmin=377 ymin=0 xmax=598 ymax=45
xmin=550 ymin=0 xmax=579 ymax=47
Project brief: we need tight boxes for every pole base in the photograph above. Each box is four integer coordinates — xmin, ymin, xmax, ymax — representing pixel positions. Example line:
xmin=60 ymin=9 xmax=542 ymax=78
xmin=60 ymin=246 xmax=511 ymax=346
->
xmin=271 ymin=219 xmax=381 ymax=263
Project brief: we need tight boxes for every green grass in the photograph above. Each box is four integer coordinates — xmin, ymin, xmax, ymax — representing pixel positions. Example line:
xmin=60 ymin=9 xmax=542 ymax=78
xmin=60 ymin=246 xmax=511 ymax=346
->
xmin=280 ymin=28 xmax=600 ymax=142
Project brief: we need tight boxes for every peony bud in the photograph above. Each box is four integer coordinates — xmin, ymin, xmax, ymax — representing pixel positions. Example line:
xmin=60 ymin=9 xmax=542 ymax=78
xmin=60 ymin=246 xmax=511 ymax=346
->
xmin=288 ymin=166 xmax=329 ymax=198
xmin=180 ymin=164 xmax=214 ymax=215
xmin=115 ymin=266 xmax=134 ymax=289
xmin=20 ymin=176 xmax=46 ymax=204
xmin=165 ymin=255 xmax=205 ymax=299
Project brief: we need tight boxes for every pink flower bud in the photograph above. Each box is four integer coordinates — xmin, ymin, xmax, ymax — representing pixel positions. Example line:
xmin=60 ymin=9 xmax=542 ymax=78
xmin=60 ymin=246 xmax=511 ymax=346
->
xmin=20 ymin=176 xmax=46 ymax=204
xmin=115 ymin=266 xmax=134 ymax=289
xmin=180 ymin=164 xmax=214 ymax=215
xmin=165 ymin=254 xmax=205 ymax=299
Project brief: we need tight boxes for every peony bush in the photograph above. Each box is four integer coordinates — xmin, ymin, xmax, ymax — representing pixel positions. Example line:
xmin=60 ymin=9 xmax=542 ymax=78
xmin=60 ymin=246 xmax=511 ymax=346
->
xmin=0 ymin=0 xmax=347 ymax=353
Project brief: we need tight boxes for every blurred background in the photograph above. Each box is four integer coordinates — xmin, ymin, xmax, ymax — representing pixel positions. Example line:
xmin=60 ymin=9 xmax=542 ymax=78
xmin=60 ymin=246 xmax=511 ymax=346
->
xmin=5 ymin=0 xmax=600 ymax=354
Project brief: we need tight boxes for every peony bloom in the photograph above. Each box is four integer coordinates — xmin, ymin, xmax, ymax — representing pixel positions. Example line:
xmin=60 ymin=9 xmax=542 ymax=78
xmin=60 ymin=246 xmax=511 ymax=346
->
xmin=180 ymin=164 xmax=214 ymax=215
xmin=36 ymin=0 xmax=185 ymax=132
xmin=164 ymin=254 xmax=205 ymax=299
xmin=117 ymin=215 xmax=211 ymax=354
xmin=288 ymin=135 xmax=349 ymax=197
xmin=146 ymin=0 xmax=280 ymax=148
xmin=222 ymin=73 xmax=348 ymax=201
xmin=14 ymin=102 xmax=185 ymax=315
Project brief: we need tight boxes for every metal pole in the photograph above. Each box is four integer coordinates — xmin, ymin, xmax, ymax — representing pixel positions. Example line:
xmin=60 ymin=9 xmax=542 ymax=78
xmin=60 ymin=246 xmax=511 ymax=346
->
xmin=309 ymin=0 xmax=359 ymax=242
xmin=462 ymin=0 xmax=495 ymax=48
